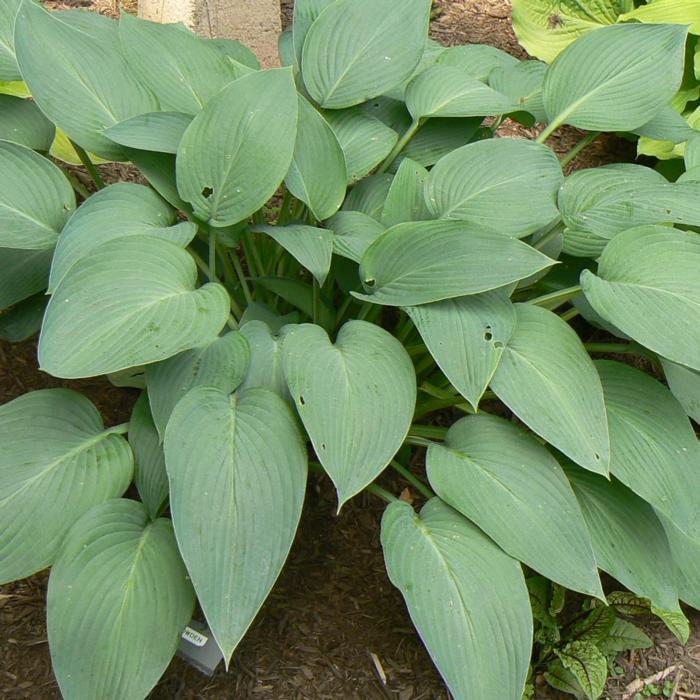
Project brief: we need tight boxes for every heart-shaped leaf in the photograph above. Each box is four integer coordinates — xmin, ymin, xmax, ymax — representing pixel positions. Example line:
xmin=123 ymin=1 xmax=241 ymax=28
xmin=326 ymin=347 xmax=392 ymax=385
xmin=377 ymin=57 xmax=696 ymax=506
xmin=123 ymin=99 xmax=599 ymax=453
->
xmin=0 ymin=389 xmax=133 ymax=584
xmin=282 ymin=321 xmax=416 ymax=507
xmin=381 ymin=498 xmax=532 ymax=700
xmin=0 ymin=140 xmax=75 ymax=251
xmin=661 ymin=358 xmax=700 ymax=424
xmin=0 ymin=247 xmax=53 ymax=309
xmin=490 ymin=304 xmax=610 ymax=473
xmin=14 ymin=1 xmax=158 ymax=159
xmin=324 ymin=107 xmax=398 ymax=184
xmin=596 ymin=360 xmax=700 ymax=538
xmin=328 ymin=210 xmax=386 ymax=263
xmin=48 ymin=499 xmax=195 ymax=700
xmin=120 ymin=13 xmax=250 ymax=115
xmin=581 ymin=225 xmax=700 ymax=371
xmin=406 ymin=64 xmax=517 ymax=119
xmin=164 ymin=386 xmax=307 ymax=664
xmin=146 ymin=331 xmax=250 ymax=439
xmin=39 ymin=236 xmax=230 ymax=378
xmin=104 ymin=112 xmax=193 ymax=154
xmin=49 ymin=183 xmax=196 ymax=291
xmin=356 ymin=221 xmax=556 ymax=306
xmin=542 ymin=23 xmax=688 ymax=131
xmin=405 ymin=289 xmax=516 ymax=409
xmin=301 ymin=0 xmax=431 ymax=108
xmin=424 ymin=138 xmax=563 ymax=238
xmin=252 ymin=224 xmax=334 ymax=286
xmin=285 ymin=96 xmax=346 ymax=221
xmin=176 ymin=68 xmax=298 ymax=227
xmin=129 ymin=392 xmax=169 ymax=520
xmin=0 ymin=0 xmax=22 ymax=80
xmin=437 ymin=44 xmax=519 ymax=81
xmin=566 ymin=464 xmax=680 ymax=613
xmin=239 ymin=320 xmax=295 ymax=400
xmin=0 ymin=94 xmax=55 ymax=151
xmin=659 ymin=514 xmax=700 ymax=610
xmin=428 ymin=414 xmax=602 ymax=598
xmin=380 ymin=158 xmax=430 ymax=227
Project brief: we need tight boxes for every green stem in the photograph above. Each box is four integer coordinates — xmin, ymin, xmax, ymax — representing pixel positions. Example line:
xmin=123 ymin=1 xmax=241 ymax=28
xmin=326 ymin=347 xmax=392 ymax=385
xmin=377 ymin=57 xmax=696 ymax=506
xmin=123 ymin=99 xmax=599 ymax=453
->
xmin=312 ymin=279 xmax=320 ymax=325
xmin=535 ymin=120 xmax=561 ymax=144
xmin=231 ymin=251 xmax=253 ymax=305
xmin=208 ymin=229 xmax=217 ymax=282
xmin=528 ymin=285 xmax=582 ymax=308
xmin=584 ymin=342 xmax=637 ymax=354
xmin=278 ymin=188 xmax=293 ymax=226
xmin=414 ymin=396 xmax=473 ymax=420
xmin=216 ymin=244 xmax=237 ymax=285
xmin=405 ymin=435 xmax=434 ymax=448
xmin=70 ymin=140 xmax=105 ymax=189
xmin=106 ymin=422 xmax=130 ymax=435
xmin=409 ymin=425 xmax=448 ymax=440
xmin=378 ymin=118 xmax=424 ymax=173
xmin=366 ymin=483 xmax=399 ymax=504
xmin=390 ymin=460 xmax=435 ymax=500
xmin=560 ymin=131 xmax=601 ymax=168
xmin=335 ymin=295 xmax=354 ymax=330
xmin=189 ymin=248 xmax=242 ymax=323
xmin=396 ymin=315 xmax=415 ymax=343
xmin=62 ymin=170 xmax=90 ymax=199
xmin=226 ymin=315 xmax=239 ymax=330
xmin=560 ymin=307 xmax=580 ymax=323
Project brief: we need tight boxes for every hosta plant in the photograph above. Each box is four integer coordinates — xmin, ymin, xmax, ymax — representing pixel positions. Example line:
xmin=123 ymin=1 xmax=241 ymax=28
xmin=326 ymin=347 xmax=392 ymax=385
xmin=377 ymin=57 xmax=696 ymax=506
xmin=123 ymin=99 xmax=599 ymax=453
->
xmin=1 ymin=2 xmax=700 ymax=699
xmin=511 ymin=0 xmax=700 ymax=161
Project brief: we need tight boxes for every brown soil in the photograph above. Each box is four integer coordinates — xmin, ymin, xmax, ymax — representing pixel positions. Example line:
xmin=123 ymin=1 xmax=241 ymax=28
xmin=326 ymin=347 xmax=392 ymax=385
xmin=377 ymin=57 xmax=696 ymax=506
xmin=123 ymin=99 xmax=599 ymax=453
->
xmin=2 ymin=1 xmax=699 ymax=699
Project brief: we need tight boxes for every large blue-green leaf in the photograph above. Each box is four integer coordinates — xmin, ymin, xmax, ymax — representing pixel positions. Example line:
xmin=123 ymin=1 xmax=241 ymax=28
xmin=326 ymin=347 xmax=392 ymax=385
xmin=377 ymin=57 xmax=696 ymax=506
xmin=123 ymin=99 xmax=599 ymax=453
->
xmin=437 ymin=44 xmax=519 ymax=81
xmin=48 ymin=499 xmax=195 ymax=700
xmin=176 ymin=68 xmax=298 ymax=227
xmin=0 ymin=140 xmax=75 ymax=250
xmin=39 ymin=236 xmax=230 ymax=378
xmin=405 ymin=289 xmax=516 ymax=409
xmin=252 ymin=224 xmax=334 ymax=286
xmin=0 ymin=294 xmax=45 ymax=342
xmin=424 ymin=138 xmax=563 ymax=238
xmin=581 ymin=226 xmax=700 ymax=371
xmin=380 ymin=158 xmax=430 ymax=226
xmin=661 ymin=358 xmax=700 ymax=424
xmin=328 ymin=210 xmax=386 ymax=263
xmin=324 ymin=107 xmax=398 ymax=184
xmin=128 ymin=392 xmax=168 ymax=520
xmin=428 ymin=415 xmax=603 ymax=598
xmin=164 ymin=386 xmax=307 ymax=665
xmin=146 ymin=331 xmax=250 ymax=439
xmin=0 ymin=94 xmax=54 ymax=151
xmin=14 ymin=2 xmax=158 ymax=160
xmin=596 ymin=360 xmax=700 ymax=538
xmin=659 ymin=514 xmax=700 ymax=610
xmin=292 ymin=0 xmax=335 ymax=67
xmin=356 ymin=221 xmax=556 ymax=306
xmin=0 ymin=0 xmax=23 ymax=80
xmin=49 ymin=183 xmax=196 ymax=291
xmin=120 ymin=13 xmax=249 ymax=115
xmin=542 ymin=23 xmax=688 ymax=131
xmin=301 ymin=0 xmax=431 ymax=108
xmin=489 ymin=61 xmax=547 ymax=123
xmin=381 ymin=498 xmax=532 ymax=700
xmin=405 ymin=64 xmax=517 ymax=119
xmin=0 ymin=247 xmax=53 ymax=309
xmin=491 ymin=304 xmax=610 ymax=474
xmin=104 ymin=112 xmax=193 ymax=154
xmin=0 ymin=389 xmax=133 ymax=584
xmin=282 ymin=321 xmax=416 ymax=507
xmin=285 ymin=95 xmax=346 ymax=221
xmin=566 ymin=465 xmax=680 ymax=613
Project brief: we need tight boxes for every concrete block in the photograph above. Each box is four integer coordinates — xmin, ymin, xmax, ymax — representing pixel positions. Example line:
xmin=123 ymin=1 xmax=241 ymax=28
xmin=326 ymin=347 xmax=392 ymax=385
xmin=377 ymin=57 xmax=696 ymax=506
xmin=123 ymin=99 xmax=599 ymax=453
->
xmin=138 ymin=0 xmax=282 ymax=67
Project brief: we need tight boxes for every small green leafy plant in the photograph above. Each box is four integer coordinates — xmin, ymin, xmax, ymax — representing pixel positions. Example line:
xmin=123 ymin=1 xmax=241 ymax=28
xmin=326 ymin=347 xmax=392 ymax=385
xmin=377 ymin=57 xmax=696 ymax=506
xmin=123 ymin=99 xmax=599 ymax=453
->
xmin=1 ymin=1 xmax=700 ymax=699
xmin=511 ymin=0 xmax=700 ymax=160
